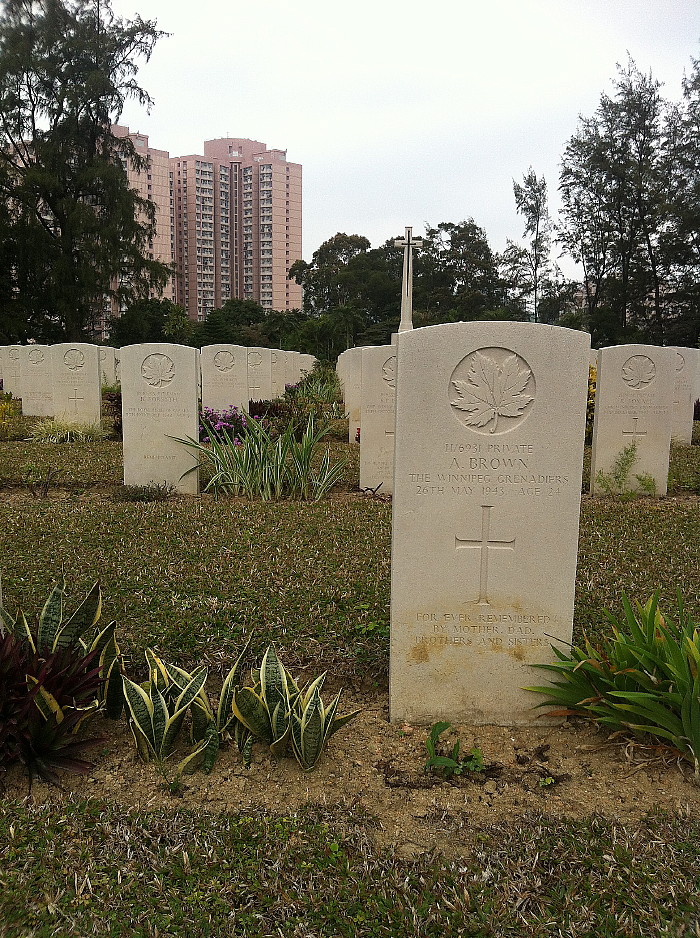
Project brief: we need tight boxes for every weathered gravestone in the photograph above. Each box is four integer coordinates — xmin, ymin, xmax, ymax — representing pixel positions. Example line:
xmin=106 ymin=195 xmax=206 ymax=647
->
xmin=51 ymin=343 xmax=101 ymax=424
xmin=247 ymin=348 xmax=272 ymax=403
xmin=270 ymin=349 xmax=286 ymax=399
xmin=200 ymin=345 xmax=249 ymax=414
xmin=1 ymin=346 xmax=22 ymax=398
xmin=590 ymin=345 xmax=674 ymax=495
xmin=121 ymin=344 xmax=199 ymax=495
xmin=669 ymin=347 xmax=698 ymax=444
xmin=285 ymin=351 xmax=302 ymax=388
xmin=20 ymin=345 xmax=53 ymax=416
xmin=299 ymin=354 xmax=316 ymax=377
xmin=99 ymin=347 xmax=117 ymax=387
xmin=342 ymin=347 xmax=363 ymax=444
xmin=359 ymin=345 xmax=397 ymax=494
xmin=390 ymin=322 xmax=590 ymax=725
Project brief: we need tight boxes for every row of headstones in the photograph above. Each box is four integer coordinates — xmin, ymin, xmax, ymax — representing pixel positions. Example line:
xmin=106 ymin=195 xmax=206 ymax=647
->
xmin=340 ymin=325 xmax=699 ymax=726
xmin=339 ymin=340 xmax=700 ymax=498
xmin=0 ymin=343 xmax=315 ymax=423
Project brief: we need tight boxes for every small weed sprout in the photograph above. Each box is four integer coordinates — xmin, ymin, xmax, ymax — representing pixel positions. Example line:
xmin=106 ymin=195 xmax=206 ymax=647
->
xmin=424 ymin=722 xmax=485 ymax=779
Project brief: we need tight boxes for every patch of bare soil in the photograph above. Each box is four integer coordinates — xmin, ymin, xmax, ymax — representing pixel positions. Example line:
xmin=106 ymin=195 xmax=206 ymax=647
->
xmin=3 ymin=689 xmax=698 ymax=858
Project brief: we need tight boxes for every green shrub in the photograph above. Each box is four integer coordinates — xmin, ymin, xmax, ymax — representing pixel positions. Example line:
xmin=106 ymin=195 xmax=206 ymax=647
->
xmin=177 ymin=412 xmax=347 ymax=501
xmin=29 ymin=420 xmax=109 ymax=444
xmin=526 ymin=592 xmax=700 ymax=779
xmin=0 ymin=398 xmax=30 ymax=441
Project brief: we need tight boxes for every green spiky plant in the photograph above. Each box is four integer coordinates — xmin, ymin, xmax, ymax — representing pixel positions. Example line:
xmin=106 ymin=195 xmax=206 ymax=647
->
xmin=137 ymin=641 xmax=252 ymax=774
xmin=232 ymin=644 xmax=360 ymax=771
xmin=526 ymin=592 xmax=700 ymax=779
xmin=121 ymin=655 xmax=209 ymax=777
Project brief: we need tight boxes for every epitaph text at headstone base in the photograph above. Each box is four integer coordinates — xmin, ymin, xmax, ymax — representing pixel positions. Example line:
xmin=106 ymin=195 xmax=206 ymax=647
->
xmin=20 ymin=345 xmax=54 ymax=416
xmin=390 ymin=323 xmax=590 ymax=726
xmin=1 ymin=346 xmax=22 ymax=398
xmin=590 ymin=345 xmax=674 ymax=495
xmin=200 ymin=345 xmax=249 ymax=414
xmin=121 ymin=344 xmax=199 ymax=495
xmin=247 ymin=348 xmax=272 ymax=403
xmin=51 ymin=343 xmax=101 ymax=424
xmin=669 ymin=346 xmax=698 ymax=444
xmin=99 ymin=347 xmax=117 ymax=387
xmin=343 ymin=347 xmax=363 ymax=443
xmin=359 ymin=345 xmax=397 ymax=493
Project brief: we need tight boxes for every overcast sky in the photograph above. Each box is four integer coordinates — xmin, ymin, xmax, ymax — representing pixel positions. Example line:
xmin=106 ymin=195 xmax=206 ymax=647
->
xmin=111 ymin=0 xmax=699 ymax=273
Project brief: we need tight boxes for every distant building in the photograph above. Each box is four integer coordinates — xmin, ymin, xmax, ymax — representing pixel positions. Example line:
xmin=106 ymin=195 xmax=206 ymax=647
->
xmin=109 ymin=127 xmax=303 ymax=327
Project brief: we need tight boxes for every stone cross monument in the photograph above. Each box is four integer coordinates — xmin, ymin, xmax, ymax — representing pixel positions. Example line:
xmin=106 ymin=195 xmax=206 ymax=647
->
xmin=395 ymin=226 xmax=423 ymax=334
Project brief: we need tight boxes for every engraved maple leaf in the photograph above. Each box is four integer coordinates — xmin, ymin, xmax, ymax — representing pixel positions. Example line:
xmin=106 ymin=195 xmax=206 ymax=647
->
xmin=141 ymin=354 xmax=175 ymax=387
xmin=622 ymin=356 xmax=655 ymax=389
xmin=451 ymin=351 xmax=533 ymax=433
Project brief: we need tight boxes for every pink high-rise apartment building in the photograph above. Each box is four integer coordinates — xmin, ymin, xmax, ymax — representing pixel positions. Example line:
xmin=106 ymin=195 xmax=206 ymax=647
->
xmin=108 ymin=128 xmax=302 ymax=326
xmin=171 ymin=138 xmax=302 ymax=321
xmin=108 ymin=126 xmax=176 ymax=318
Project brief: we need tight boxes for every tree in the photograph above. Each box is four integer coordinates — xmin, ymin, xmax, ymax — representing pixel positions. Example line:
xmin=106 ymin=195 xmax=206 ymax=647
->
xmin=0 ymin=0 xmax=169 ymax=342
xmin=558 ymin=60 xmax=678 ymax=345
xmin=413 ymin=220 xmax=511 ymax=322
xmin=510 ymin=168 xmax=552 ymax=322
xmin=108 ymin=298 xmax=183 ymax=346
xmin=193 ymin=298 xmax=267 ymax=347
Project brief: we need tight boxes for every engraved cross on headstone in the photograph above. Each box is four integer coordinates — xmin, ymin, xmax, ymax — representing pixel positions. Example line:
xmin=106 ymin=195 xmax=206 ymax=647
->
xmin=395 ymin=226 xmax=423 ymax=334
xmin=455 ymin=505 xmax=515 ymax=606
xmin=621 ymin=416 xmax=647 ymax=444
xmin=68 ymin=388 xmax=84 ymax=412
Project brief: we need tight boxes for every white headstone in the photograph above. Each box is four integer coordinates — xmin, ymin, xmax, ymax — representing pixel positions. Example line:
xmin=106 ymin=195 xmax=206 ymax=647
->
xmin=285 ymin=351 xmax=302 ymax=388
xmin=20 ymin=345 xmax=54 ymax=416
xmin=247 ymin=348 xmax=272 ymax=403
xmin=298 ymin=354 xmax=316 ymax=377
xmin=200 ymin=344 xmax=249 ymax=415
xmin=590 ymin=344 xmax=674 ymax=495
xmin=270 ymin=349 xmax=286 ymax=399
xmin=120 ymin=343 xmax=199 ymax=494
xmin=51 ymin=343 xmax=101 ymax=424
xmin=359 ymin=345 xmax=397 ymax=493
xmin=0 ymin=346 xmax=22 ymax=398
xmin=390 ymin=322 xmax=590 ymax=726
xmin=343 ymin=347 xmax=363 ymax=444
xmin=99 ymin=347 xmax=117 ymax=387
xmin=669 ymin=346 xmax=698 ymax=444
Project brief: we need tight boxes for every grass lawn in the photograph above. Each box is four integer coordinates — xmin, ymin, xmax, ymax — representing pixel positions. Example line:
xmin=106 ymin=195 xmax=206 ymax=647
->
xmin=1 ymin=432 xmax=699 ymax=937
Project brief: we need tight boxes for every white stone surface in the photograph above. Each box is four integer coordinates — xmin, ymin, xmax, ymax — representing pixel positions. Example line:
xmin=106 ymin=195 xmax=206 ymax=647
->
xmin=99 ymin=347 xmax=117 ymax=386
xmin=359 ymin=345 xmax=397 ymax=493
xmin=247 ymin=348 xmax=272 ymax=403
xmin=343 ymin=347 xmax=363 ymax=444
xmin=20 ymin=345 xmax=53 ymax=416
xmin=669 ymin=346 xmax=698 ymax=444
xmin=200 ymin=344 xmax=249 ymax=414
xmin=1 ymin=346 xmax=22 ymax=398
xmin=390 ymin=322 xmax=590 ymax=726
xmin=590 ymin=344 xmax=674 ymax=495
xmin=298 ymin=354 xmax=316 ymax=377
xmin=285 ymin=351 xmax=302 ymax=388
xmin=270 ymin=349 xmax=286 ymax=399
xmin=121 ymin=343 xmax=199 ymax=495
xmin=51 ymin=343 xmax=101 ymax=424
